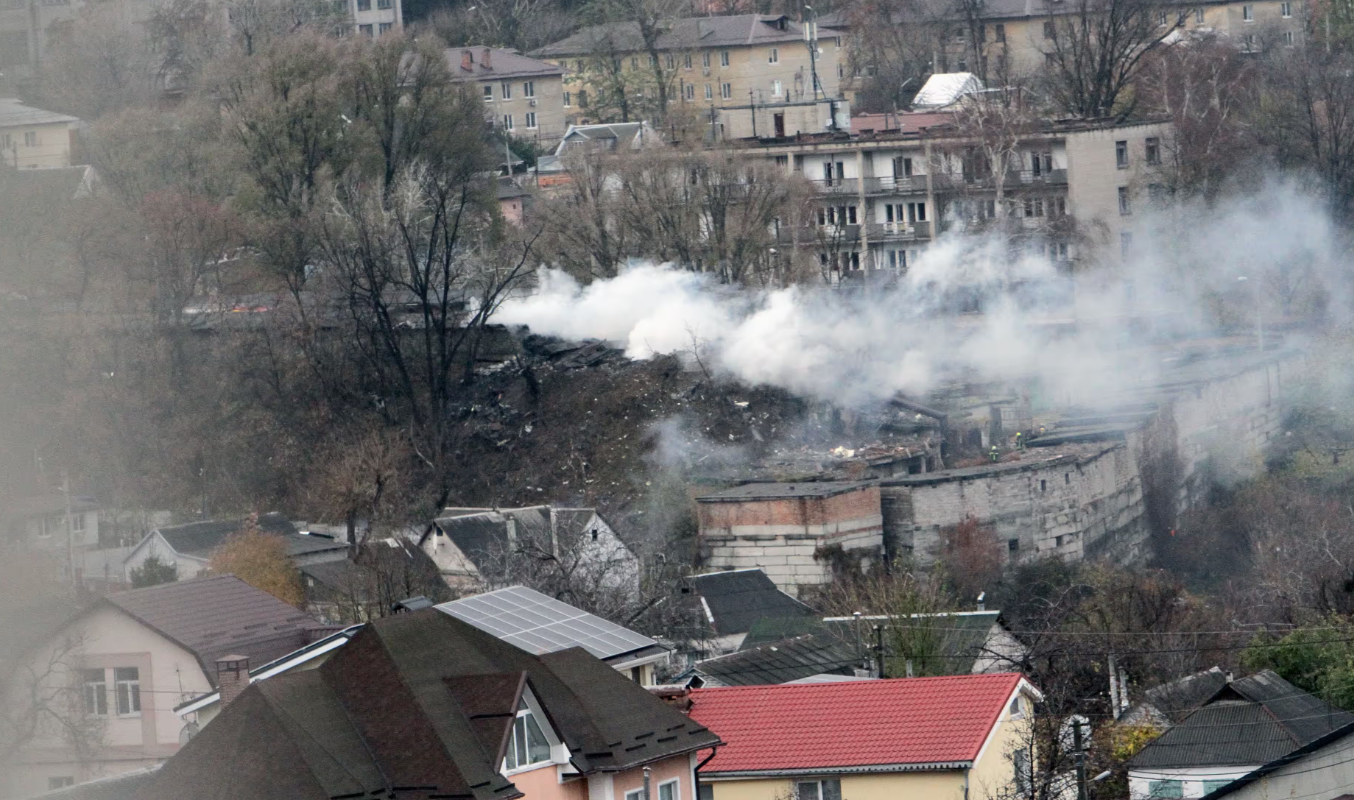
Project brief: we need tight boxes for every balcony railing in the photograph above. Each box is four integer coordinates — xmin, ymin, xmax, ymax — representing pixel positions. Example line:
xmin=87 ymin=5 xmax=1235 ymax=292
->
xmin=862 ymin=175 xmax=928 ymax=194
xmin=932 ymin=169 xmax=1069 ymax=190
xmin=868 ymin=221 xmax=933 ymax=241
xmin=811 ymin=178 xmax=859 ymax=195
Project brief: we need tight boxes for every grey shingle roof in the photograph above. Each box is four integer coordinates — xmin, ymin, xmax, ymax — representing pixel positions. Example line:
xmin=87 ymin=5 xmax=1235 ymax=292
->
xmin=0 ymin=99 xmax=78 ymax=128
xmin=692 ymin=634 xmax=860 ymax=686
xmin=104 ymin=574 xmax=327 ymax=680
xmin=532 ymin=14 xmax=810 ymax=58
xmin=445 ymin=47 xmax=563 ymax=80
xmin=135 ymin=610 xmax=719 ymax=800
xmin=156 ymin=512 xmax=346 ymax=559
xmin=1137 ymin=666 xmax=1231 ymax=722
xmin=1129 ymin=670 xmax=1354 ymax=769
xmin=692 ymin=569 xmax=815 ymax=636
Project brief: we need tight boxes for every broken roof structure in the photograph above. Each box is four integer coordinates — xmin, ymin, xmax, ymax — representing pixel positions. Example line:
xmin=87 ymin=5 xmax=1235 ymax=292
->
xmin=912 ymin=72 xmax=984 ymax=109
xmin=135 ymin=609 xmax=720 ymax=800
xmin=690 ymin=569 xmax=815 ymax=637
xmin=683 ymin=634 xmax=862 ymax=687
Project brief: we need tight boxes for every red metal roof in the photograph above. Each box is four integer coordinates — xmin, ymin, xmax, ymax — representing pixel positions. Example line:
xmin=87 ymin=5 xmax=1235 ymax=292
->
xmin=688 ymin=673 xmax=1026 ymax=773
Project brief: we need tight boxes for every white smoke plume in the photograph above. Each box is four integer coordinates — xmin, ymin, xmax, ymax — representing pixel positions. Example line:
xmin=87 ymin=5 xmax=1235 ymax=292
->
xmin=496 ymin=181 xmax=1347 ymax=408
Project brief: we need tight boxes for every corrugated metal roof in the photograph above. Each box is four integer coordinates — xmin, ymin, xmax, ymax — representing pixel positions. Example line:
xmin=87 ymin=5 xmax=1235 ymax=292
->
xmin=692 ymin=568 xmax=814 ymax=635
xmin=693 ymin=634 xmax=860 ymax=686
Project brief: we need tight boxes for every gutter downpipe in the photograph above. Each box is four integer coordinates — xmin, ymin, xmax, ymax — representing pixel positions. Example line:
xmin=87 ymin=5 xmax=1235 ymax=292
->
xmin=694 ymin=749 xmax=719 ymax=800
xmin=964 ymin=767 xmax=970 ymax=800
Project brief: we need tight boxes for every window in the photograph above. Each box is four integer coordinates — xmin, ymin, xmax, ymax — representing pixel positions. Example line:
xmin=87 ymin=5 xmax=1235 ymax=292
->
xmin=775 ymin=155 xmax=788 ymax=167
xmin=82 ymin=669 xmax=107 ymax=716
xmin=1014 ymin=750 xmax=1032 ymax=794
xmin=23 ymin=131 xmax=37 ymax=147
xmin=1243 ymin=4 xmax=1253 ymax=20
xmin=768 ymin=47 xmax=779 ymax=64
xmin=665 ymin=53 xmax=675 ymax=69
xmin=376 ymin=0 xmax=391 ymax=8
xmin=1054 ymin=197 xmax=1066 ymax=216
xmin=71 ymin=514 xmax=86 ymax=533
xmin=698 ymin=788 xmax=714 ymax=800
xmin=501 ymin=82 xmax=512 ymax=100
xmin=1009 ymin=538 xmax=1020 ymax=552
xmin=658 ymin=780 xmax=679 ymax=800
xmin=1120 ymin=230 xmax=1133 ymax=258
xmin=625 ymin=791 xmax=645 ymax=800
xmin=1202 ymin=781 xmax=1231 ymax=794
xmin=720 ymin=50 xmax=730 ymax=67
xmin=356 ymin=0 xmax=369 ymax=9
xmin=576 ymin=59 xmax=585 ymax=72
xmin=1118 ymin=186 xmax=1131 ymax=215
xmin=563 ymin=91 xmax=571 ymax=106
xmin=578 ymin=90 xmax=588 ymax=107
xmin=1043 ymin=20 xmax=1055 ymax=37
xmin=1244 ymin=33 xmax=1256 ymax=49
xmin=995 ymin=22 xmax=1006 ymax=41
xmin=1285 ymin=29 xmax=1295 ymax=44
xmin=1280 ymin=0 xmax=1291 ymax=15
xmin=504 ymin=705 xmax=552 ymax=771
xmin=721 ymin=83 xmax=732 ymax=99
xmin=483 ymin=85 xmax=494 ymax=102
xmin=683 ymin=83 xmax=694 ymax=100
xmin=703 ymin=52 xmax=711 ymax=68
xmin=1148 ymin=781 xmax=1184 ymax=799
xmin=523 ymin=81 xmax=535 ymax=98
xmin=378 ymin=22 xmax=391 ymax=33
xmin=796 ymin=780 xmax=841 ymax=800
xmin=893 ymin=156 xmax=913 ymax=178
xmin=1115 ymin=140 xmax=1128 ymax=168
xmin=1010 ymin=696 xmax=1026 ymax=718
xmin=772 ymin=79 xmax=782 ymax=96
xmin=359 ymin=23 xmax=373 ymax=36
xmin=115 ymin=667 xmax=140 ymax=715
xmin=1157 ymin=10 xmax=1167 ymax=24
xmin=954 ymin=25 xmax=966 ymax=41
xmin=47 ymin=778 xmax=74 ymax=791
xmin=502 ymin=114 xmax=513 ymax=130
xmin=1145 ymin=136 xmax=1160 ymax=165
xmin=525 ymin=112 xmax=537 ymax=129
xmin=684 ymin=53 xmax=692 ymax=69
xmin=704 ymin=84 xmax=713 ymax=100
xmin=1057 ymin=242 xmax=1069 ymax=260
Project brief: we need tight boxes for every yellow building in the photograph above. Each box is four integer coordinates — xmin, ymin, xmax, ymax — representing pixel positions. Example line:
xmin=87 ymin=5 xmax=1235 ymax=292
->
xmin=688 ymin=674 xmax=1044 ymax=800
xmin=531 ymin=14 xmax=843 ymax=126
xmin=0 ymin=99 xmax=78 ymax=169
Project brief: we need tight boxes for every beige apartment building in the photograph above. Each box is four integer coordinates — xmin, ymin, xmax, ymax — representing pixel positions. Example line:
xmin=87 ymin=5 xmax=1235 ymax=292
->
xmin=740 ymin=113 xmax=1172 ymax=279
xmin=531 ymin=14 xmax=843 ymax=128
xmin=446 ymin=46 xmax=567 ymax=148
xmin=0 ymin=99 xmax=77 ymax=168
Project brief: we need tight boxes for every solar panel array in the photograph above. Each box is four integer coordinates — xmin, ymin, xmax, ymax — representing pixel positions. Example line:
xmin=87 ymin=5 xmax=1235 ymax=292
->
xmin=437 ymin=585 xmax=658 ymax=660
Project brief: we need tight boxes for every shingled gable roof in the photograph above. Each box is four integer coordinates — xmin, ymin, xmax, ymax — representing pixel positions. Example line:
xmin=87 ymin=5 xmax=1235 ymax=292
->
xmin=1129 ymin=670 xmax=1354 ymax=770
xmin=102 ymin=575 xmax=326 ymax=685
xmin=531 ymin=14 xmax=809 ymax=58
xmin=150 ymin=512 xmax=347 ymax=559
xmin=445 ymin=47 xmax=563 ymax=80
xmin=689 ymin=673 xmax=1030 ymax=774
xmin=692 ymin=569 xmax=814 ymax=636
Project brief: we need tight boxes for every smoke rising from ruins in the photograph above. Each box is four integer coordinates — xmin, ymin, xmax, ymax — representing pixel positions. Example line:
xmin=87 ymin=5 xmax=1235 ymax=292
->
xmin=497 ymin=182 xmax=1345 ymax=408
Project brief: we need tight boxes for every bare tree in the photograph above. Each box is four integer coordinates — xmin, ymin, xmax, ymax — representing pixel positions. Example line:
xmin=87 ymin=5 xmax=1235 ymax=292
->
xmin=1041 ymin=0 xmax=1192 ymax=119
xmin=838 ymin=0 xmax=938 ymax=113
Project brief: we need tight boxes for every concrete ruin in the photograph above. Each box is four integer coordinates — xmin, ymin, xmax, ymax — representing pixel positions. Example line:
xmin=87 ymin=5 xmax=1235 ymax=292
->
xmin=695 ymin=347 xmax=1306 ymax=593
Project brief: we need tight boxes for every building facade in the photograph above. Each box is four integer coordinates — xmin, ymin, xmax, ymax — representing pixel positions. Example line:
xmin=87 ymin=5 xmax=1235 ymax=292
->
xmin=532 ymin=15 xmax=843 ymax=130
xmin=740 ymin=114 xmax=1173 ymax=278
xmin=448 ymin=47 xmax=568 ymax=149
xmin=0 ymin=99 xmax=77 ymax=169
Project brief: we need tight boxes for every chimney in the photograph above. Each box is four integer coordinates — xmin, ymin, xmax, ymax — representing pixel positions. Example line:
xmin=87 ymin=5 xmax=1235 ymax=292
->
xmin=481 ymin=47 xmax=492 ymax=69
xmin=216 ymin=655 xmax=250 ymax=708
xmin=505 ymin=514 xmax=517 ymax=546
xmin=461 ymin=49 xmax=474 ymax=72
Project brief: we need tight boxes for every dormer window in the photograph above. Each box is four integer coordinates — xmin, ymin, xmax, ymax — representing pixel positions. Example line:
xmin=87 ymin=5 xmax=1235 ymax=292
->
xmin=505 ymin=702 xmax=552 ymax=771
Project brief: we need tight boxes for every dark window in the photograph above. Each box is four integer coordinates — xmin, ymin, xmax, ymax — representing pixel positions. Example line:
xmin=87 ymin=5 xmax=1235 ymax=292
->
xmin=995 ymin=23 xmax=1006 ymax=41
xmin=1009 ymin=538 xmax=1020 ymax=552
xmin=1043 ymin=20 xmax=1055 ymax=37
xmin=1115 ymin=140 xmax=1129 ymax=168
xmin=1118 ymin=186 xmax=1131 ymax=215
xmin=1145 ymin=136 xmax=1160 ymax=165
xmin=115 ymin=667 xmax=140 ymax=715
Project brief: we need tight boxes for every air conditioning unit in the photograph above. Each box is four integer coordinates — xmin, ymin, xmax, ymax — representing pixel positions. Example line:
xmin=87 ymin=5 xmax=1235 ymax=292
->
xmin=528 ymin=98 xmax=538 ymax=106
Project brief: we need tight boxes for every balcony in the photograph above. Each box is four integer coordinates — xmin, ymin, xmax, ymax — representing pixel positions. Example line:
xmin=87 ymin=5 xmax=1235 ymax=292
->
xmin=868 ymin=221 xmax=933 ymax=241
xmin=811 ymin=178 xmax=859 ymax=195
xmin=861 ymin=175 xmax=928 ymax=195
xmin=932 ymin=169 xmax=1069 ymax=191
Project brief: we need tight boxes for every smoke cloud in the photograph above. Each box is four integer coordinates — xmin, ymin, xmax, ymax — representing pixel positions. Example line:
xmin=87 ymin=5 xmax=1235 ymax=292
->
xmin=496 ymin=181 xmax=1347 ymax=409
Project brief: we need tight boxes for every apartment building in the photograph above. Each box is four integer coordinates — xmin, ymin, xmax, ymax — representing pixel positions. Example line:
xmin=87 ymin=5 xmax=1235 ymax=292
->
xmin=447 ymin=47 xmax=567 ymax=148
xmin=343 ymin=0 xmax=401 ymax=39
xmin=834 ymin=0 xmax=1303 ymax=101
xmin=531 ymin=14 xmax=843 ymax=127
xmin=743 ymin=112 xmax=1172 ymax=280
xmin=0 ymin=98 xmax=77 ymax=168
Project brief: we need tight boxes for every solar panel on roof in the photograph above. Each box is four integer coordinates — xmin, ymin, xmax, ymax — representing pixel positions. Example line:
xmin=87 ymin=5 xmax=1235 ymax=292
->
xmin=437 ymin=586 xmax=660 ymax=661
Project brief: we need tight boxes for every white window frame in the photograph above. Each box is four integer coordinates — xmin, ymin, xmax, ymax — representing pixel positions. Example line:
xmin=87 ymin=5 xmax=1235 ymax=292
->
xmin=114 ymin=667 xmax=141 ymax=716
xmin=704 ymin=84 xmax=712 ymax=100
xmin=658 ymin=779 xmax=679 ymax=800
xmin=501 ymin=81 xmax=512 ymax=100
xmin=795 ymin=779 xmax=841 ymax=800
xmin=772 ymin=79 xmax=782 ymax=96
xmin=721 ymin=82 xmax=732 ymax=99
xmin=563 ymin=91 xmax=571 ymax=107
xmin=502 ymin=114 xmax=513 ymax=131
xmin=1280 ymin=1 xmax=1291 ymax=16
xmin=71 ymin=513 xmax=86 ymax=533
xmin=501 ymin=689 xmax=567 ymax=775
xmin=525 ymin=112 xmax=537 ymax=129
xmin=483 ymin=84 xmax=494 ymax=102
xmin=23 ymin=131 xmax=37 ymax=147
xmin=625 ymin=791 xmax=645 ymax=800
xmin=1243 ymin=4 xmax=1253 ymax=20
xmin=720 ymin=50 xmax=730 ymax=67
xmin=768 ymin=47 xmax=779 ymax=64
xmin=523 ymin=81 xmax=535 ymax=98
xmin=81 ymin=668 xmax=107 ymax=717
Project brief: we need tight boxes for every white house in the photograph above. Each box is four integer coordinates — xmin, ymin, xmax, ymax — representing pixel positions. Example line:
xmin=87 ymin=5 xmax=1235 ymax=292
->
xmin=122 ymin=513 xmax=348 ymax=581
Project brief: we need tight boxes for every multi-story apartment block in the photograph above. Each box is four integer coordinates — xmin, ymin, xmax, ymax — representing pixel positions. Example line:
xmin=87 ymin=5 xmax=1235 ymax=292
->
xmin=343 ymin=0 xmax=401 ymax=39
xmin=0 ymin=98 xmax=77 ymax=168
xmin=742 ymin=112 xmax=1172 ymax=281
xmin=531 ymin=14 xmax=843 ymax=128
xmin=446 ymin=47 xmax=567 ymax=148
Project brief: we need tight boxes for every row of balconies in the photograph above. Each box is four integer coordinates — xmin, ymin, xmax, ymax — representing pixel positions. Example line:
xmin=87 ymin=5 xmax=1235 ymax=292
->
xmin=808 ymin=168 xmax=1068 ymax=196
xmin=775 ymin=220 xmax=934 ymax=244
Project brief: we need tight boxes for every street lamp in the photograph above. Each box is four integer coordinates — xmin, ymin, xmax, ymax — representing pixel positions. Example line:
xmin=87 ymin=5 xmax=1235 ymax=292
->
xmin=1236 ymin=275 xmax=1264 ymax=352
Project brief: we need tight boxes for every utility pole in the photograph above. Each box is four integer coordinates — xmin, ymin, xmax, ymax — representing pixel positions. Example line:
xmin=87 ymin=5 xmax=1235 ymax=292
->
xmin=1073 ymin=718 xmax=1088 ymax=800
xmin=874 ymin=624 xmax=886 ymax=678
xmin=749 ymin=88 xmax=757 ymax=138
xmin=60 ymin=470 xmax=76 ymax=591
xmin=803 ymin=5 xmax=835 ymax=130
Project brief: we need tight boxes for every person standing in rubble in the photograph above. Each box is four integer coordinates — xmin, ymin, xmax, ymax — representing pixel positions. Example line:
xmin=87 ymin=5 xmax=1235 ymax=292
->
xmin=989 ymin=445 xmax=1000 ymax=462
xmin=1014 ymin=432 xmax=1025 ymax=450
